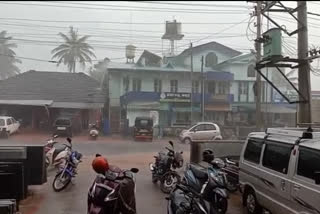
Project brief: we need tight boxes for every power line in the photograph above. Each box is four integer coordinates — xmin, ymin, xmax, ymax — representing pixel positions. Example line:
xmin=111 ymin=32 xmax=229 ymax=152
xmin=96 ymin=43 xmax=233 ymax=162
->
xmin=0 ymin=20 xmax=251 ymax=36
xmin=0 ymin=53 xmax=125 ymax=62
xmin=133 ymin=1 xmax=250 ymax=9
xmin=0 ymin=17 xmax=250 ymax=25
xmin=48 ymin=1 xmax=250 ymax=12
xmin=0 ymin=2 xmax=249 ymax=14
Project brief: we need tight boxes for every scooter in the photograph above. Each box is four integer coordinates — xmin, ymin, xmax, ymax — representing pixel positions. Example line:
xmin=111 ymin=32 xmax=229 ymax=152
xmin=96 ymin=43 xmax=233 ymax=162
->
xmin=45 ymin=135 xmax=70 ymax=169
xmin=89 ymin=123 xmax=99 ymax=140
xmin=167 ymin=183 xmax=217 ymax=214
xmin=88 ymin=162 xmax=139 ymax=214
xmin=182 ymin=159 xmax=229 ymax=214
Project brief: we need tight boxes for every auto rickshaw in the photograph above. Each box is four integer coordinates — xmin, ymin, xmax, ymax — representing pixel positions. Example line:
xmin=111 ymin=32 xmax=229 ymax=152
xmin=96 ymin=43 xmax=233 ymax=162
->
xmin=134 ymin=117 xmax=153 ymax=142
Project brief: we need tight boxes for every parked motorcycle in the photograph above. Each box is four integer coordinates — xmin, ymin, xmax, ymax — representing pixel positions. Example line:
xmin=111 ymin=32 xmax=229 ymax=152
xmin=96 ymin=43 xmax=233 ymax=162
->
xmin=220 ymin=157 xmax=240 ymax=193
xmin=45 ymin=134 xmax=66 ymax=168
xmin=89 ymin=123 xmax=99 ymax=140
xmin=88 ymin=166 xmax=139 ymax=214
xmin=182 ymin=158 xmax=229 ymax=214
xmin=149 ymin=141 xmax=184 ymax=194
xmin=167 ymin=183 xmax=217 ymax=214
xmin=52 ymin=138 xmax=82 ymax=192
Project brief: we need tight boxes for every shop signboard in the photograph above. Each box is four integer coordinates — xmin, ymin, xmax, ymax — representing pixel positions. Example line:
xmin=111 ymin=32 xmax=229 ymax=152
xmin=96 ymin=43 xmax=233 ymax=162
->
xmin=160 ymin=92 xmax=191 ymax=102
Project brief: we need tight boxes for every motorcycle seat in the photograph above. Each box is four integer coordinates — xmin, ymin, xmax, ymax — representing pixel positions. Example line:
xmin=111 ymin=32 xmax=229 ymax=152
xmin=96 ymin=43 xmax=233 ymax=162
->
xmin=53 ymin=146 xmax=66 ymax=159
xmin=189 ymin=164 xmax=208 ymax=180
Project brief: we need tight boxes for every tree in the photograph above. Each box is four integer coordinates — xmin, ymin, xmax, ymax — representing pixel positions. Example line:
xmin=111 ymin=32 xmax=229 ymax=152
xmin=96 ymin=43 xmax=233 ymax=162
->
xmin=0 ymin=31 xmax=21 ymax=80
xmin=51 ymin=26 xmax=96 ymax=73
xmin=88 ymin=58 xmax=109 ymax=83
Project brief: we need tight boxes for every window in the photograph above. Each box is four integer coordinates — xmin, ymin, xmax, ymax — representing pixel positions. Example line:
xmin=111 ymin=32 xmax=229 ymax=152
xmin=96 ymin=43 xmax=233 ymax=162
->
xmin=12 ymin=118 xmax=16 ymax=123
xmin=205 ymin=124 xmax=216 ymax=131
xmin=244 ymin=139 xmax=263 ymax=164
xmin=132 ymin=78 xmax=141 ymax=92
xmin=6 ymin=119 xmax=12 ymax=125
xmin=205 ymin=52 xmax=218 ymax=67
xmin=218 ymin=81 xmax=229 ymax=94
xmin=176 ymin=112 xmax=190 ymax=124
xmin=0 ymin=119 xmax=5 ymax=126
xmin=123 ymin=76 xmax=129 ymax=93
xmin=192 ymin=124 xmax=205 ymax=132
xmin=247 ymin=64 xmax=256 ymax=77
xmin=297 ymin=147 xmax=320 ymax=181
xmin=262 ymin=142 xmax=293 ymax=174
xmin=154 ymin=79 xmax=162 ymax=92
xmin=207 ymin=81 xmax=216 ymax=94
xmin=170 ymin=80 xmax=178 ymax=93
xmin=192 ymin=80 xmax=199 ymax=93
xmin=239 ymin=81 xmax=248 ymax=95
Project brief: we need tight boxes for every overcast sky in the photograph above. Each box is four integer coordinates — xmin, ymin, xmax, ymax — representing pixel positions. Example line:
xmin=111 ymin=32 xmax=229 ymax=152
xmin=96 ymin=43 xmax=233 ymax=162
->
xmin=1 ymin=1 xmax=320 ymax=89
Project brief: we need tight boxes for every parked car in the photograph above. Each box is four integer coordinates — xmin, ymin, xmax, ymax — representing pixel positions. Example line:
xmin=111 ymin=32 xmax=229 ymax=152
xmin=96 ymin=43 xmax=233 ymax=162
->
xmin=179 ymin=122 xmax=222 ymax=144
xmin=0 ymin=116 xmax=20 ymax=135
xmin=53 ymin=117 xmax=73 ymax=137
xmin=239 ymin=127 xmax=320 ymax=214
xmin=134 ymin=117 xmax=153 ymax=141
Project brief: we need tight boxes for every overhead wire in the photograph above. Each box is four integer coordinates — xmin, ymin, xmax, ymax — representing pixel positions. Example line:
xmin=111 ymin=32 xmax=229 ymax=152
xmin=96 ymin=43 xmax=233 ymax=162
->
xmin=0 ymin=2 xmax=249 ymax=14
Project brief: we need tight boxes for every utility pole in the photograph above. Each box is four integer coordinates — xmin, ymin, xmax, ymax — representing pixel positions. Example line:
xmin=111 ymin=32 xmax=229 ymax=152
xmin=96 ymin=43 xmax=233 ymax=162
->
xmin=255 ymin=1 xmax=262 ymax=131
xmin=297 ymin=1 xmax=312 ymax=124
xmin=201 ymin=55 xmax=205 ymax=121
xmin=190 ymin=42 xmax=193 ymax=125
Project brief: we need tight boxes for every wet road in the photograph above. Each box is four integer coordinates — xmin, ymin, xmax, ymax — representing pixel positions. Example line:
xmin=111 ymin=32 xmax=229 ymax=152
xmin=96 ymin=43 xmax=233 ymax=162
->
xmin=1 ymin=136 xmax=245 ymax=214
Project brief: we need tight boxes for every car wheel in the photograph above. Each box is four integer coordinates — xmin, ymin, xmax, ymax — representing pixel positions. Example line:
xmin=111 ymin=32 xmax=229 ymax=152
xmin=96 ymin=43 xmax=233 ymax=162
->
xmin=244 ymin=189 xmax=262 ymax=214
xmin=183 ymin=137 xmax=192 ymax=144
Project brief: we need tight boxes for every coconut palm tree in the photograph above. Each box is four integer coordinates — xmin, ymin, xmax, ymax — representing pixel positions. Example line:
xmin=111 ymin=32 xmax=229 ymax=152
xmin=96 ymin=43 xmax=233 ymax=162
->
xmin=51 ymin=26 xmax=96 ymax=73
xmin=0 ymin=31 xmax=21 ymax=80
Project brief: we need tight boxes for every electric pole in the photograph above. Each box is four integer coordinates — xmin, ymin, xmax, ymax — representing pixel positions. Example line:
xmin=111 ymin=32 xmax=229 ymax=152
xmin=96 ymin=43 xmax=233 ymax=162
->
xmin=201 ymin=55 xmax=205 ymax=121
xmin=297 ymin=1 xmax=312 ymax=124
xmin=190 ymin=42 xmax=193 ymax=125
xmin=255 ymin=1 xmax=262 ymax=130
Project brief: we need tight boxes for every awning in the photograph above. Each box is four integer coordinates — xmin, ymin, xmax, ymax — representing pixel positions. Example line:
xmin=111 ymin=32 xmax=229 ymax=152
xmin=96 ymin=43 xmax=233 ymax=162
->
xmin=0 ymin=100 xmax=53 ymax=106
xmin=205 ymin=104 xmax=231 ymax=111
xmin=50 ymin=102 xmax=104 ymax=109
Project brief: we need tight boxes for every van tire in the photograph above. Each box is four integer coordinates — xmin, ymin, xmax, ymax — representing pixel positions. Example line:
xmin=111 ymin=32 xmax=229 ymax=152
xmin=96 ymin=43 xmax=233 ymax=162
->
xmin=243 ymin=189 xmax=262 ymax=214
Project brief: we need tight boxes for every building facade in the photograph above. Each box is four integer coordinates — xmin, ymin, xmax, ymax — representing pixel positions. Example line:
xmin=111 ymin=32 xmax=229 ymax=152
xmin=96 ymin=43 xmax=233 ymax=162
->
xmin=105 ymin=41 xmax=296 ymax=137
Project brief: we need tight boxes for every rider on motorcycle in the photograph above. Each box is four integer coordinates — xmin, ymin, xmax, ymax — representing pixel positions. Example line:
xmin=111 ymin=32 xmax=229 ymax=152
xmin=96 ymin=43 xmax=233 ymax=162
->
xmin=88 ymin=154 xmax=137 ymax=214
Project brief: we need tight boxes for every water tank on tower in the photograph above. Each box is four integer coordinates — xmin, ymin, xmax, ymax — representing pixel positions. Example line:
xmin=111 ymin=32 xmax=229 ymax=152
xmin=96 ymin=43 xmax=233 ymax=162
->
xmin=126 ymin=44 xmax=136 ymax=63
xmin=162 ymin=20 xmax=184 ymax=56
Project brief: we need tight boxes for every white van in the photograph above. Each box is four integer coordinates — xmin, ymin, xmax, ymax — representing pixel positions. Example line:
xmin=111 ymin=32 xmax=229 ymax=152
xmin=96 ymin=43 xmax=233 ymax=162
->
xmin=239 ymin=128 xmax=320 ymax=214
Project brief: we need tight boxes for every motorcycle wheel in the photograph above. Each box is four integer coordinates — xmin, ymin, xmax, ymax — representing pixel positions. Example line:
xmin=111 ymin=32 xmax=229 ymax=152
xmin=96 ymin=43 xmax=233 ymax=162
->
xmin=152 ymin=174 xmax=158 ymax=183
xmin=215 ymin=196 xmax=228 ymax=214
xmin=160 ymin=172 xmax=180 ymax=194
xmin=52 ymin=171 xmax=72 ymax=192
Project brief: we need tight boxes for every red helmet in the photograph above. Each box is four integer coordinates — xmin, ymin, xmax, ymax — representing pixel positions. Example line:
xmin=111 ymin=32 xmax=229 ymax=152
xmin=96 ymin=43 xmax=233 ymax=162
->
xmin=92 ymin=156 xmax=109 ymax=174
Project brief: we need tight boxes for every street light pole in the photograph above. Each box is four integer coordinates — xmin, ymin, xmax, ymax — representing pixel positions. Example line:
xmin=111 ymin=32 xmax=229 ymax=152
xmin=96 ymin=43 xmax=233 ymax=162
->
xmin=255 ymin=1 xmax=262 ymax=131
xmin=297 ymin=1 xmax=312 ymax=125
xmin=190 ymin=42 xmax=193 ymax=125
xmin=201 ymin=55 xmax=205 ymax=121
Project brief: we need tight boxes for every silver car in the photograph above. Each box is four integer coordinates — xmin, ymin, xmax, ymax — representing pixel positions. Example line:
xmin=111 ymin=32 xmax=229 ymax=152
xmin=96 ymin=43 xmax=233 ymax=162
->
xmin=179 ymin=122 xmax=222 ymax=144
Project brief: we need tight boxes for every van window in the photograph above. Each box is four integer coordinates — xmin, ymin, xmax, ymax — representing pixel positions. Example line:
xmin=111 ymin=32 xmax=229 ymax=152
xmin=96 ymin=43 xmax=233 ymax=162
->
xmin=6 ymin=119 xmax=12 ymax=125
xmin=262 ymin=142 xmax=292 ymax=174
xmin=244 ymin=139 xmax=263 ymax=164
xmin=297 ymin=147 xmax=320 ymax=181
xmin=0 ymin=119 xmax=5 ymax=126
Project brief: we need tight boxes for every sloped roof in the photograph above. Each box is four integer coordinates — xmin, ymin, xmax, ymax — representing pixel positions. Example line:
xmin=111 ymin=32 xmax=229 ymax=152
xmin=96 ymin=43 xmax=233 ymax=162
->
xmin=0 ymin=70 xmax=105 ymax=106
xmin=178 ymin=41 xmax=242 ymax=58
xmin=216 ymin=52 xmax=255 ymax=66
xmin=136 ymin=50 xmax=162 ymax=67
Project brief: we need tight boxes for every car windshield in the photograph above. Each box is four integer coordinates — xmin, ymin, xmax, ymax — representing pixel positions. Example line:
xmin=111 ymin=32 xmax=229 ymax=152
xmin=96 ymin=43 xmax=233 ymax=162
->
xmin=55 ymin=119 xmax=71 ymax=126
xmin=0 ymin=119 xmax=5 ymax=126
xmin=0 ymin=1 xmax=310 ymax=214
